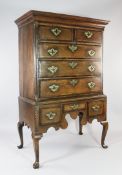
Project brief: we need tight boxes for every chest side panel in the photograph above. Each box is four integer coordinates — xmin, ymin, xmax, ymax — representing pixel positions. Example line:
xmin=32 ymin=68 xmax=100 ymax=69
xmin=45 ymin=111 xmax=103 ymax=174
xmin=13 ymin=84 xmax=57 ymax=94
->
xmin=18 ymin=23 xmax=35 ymax=99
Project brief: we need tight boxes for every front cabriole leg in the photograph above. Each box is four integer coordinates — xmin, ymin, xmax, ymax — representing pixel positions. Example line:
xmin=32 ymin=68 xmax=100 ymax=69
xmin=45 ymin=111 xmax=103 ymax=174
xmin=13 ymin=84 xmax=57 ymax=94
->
xmin=17 ymin=121 xmax=24 ymax=149
xmin=100 ymin=121 xmax=108 ymax=149
xmin=32 ymin=134 xmax=42 ymax=169
xmin=79 ymin=112 xmax=83 ymax=135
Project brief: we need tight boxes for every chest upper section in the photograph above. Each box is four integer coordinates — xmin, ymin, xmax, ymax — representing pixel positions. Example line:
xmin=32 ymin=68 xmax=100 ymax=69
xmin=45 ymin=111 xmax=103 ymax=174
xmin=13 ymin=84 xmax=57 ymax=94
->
xmin=15 ymin=11 xmax=109 ymax=99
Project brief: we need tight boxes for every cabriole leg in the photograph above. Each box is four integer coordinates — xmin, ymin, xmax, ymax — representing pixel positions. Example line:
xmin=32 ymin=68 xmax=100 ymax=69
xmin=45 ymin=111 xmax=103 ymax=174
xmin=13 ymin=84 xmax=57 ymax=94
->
xmin=79 ymin=112 xmax=83 ymax=135
xmin=32 ymin=134 xmax=42 ymax=169
xmin=17 ymin=121 xmax=24 ymax=149
xmin=100 ymin=121 xmax=108 ymax=149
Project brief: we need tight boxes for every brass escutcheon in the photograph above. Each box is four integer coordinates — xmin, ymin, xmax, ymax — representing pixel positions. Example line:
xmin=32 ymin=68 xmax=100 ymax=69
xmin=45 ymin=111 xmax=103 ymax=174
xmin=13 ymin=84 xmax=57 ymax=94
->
xmin=68 ymin=45 xmax=78 ymax=52
xmin=70 ymin=104 xmax=79 ymax=110
xmin=68 ymin=61 xmax=78 ymax=69
xmin=51 ymin=27 xmax=61 ymax=36
xmin=88 ymin=50 xmax=96 ymax=57
xmin=48 ymin=84 xmax=59 ymax=92
xmin=88 ymin=65 xmax=96 ymax=72
xmin=48 ymin=65 xmax=58 ymax=74
xmin=88 ymin=81 xmax=96 ymax=89
xmin=70 ymin=79 xmax=78 ymax=87
xmin=84 ymin=31 xmax=93 ymax=38
xmin=46 ymin=112 xmax=56 ymax=120
xmin=48 ymin=48 xmax=58 ymax=56
xmin=92 ymin=105 xmax=100 ymax=112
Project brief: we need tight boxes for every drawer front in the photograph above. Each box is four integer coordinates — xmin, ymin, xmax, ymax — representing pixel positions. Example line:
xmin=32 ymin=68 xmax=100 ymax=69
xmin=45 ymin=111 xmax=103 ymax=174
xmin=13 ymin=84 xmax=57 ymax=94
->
xmin=40 ymin=106 xmax=61 ymax=125
xmin=88 ymin=100 xmax=104 ymax=116
xmin=39 ymin=43 xmax=101 ymax=59
xmin=76 ymin=29 xmax=102 ymax=43
xmin=38 ymin=60 xmax=101 ymax=78
xmin=64 ymin=102 xmax=86 ymax=112
xmin=39 ymin=26 xmax=73 ymax=41
xmin=40 ymin=77 xmax=102 ymax=98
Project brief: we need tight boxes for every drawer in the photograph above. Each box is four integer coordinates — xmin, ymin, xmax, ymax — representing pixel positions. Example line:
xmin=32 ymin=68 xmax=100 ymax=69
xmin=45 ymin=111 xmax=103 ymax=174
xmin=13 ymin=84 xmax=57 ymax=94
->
xmin=88 ymin=100 xmax=104 ymax=116
xmin=40 ymin=77 xmax=102 ymax=98
xmin=76 ymin=29 xmax=102 ymax=43
xmin=39 ymin=26 xmax=73 ymax=41
xmin=40 ymin=105 xmax=61 ymax=125
xmin=64 ymin=102 xmax=86 ymax=112
xmin=39 ymin=43 xmax=101 ymax=59
xmin=38 ymin=60 xmax=101 ymax=78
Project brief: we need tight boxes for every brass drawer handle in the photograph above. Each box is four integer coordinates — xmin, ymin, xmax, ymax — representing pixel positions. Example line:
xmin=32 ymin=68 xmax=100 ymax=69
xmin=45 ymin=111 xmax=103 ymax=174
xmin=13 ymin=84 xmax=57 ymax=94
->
xmin=88 ymin=50 xmax=96 ymax=57
xmin=51 ymin=27 xmax=61 ymax=36
xmin=68 ymin=61 xmax=78 ymax=69
xmin=68 ymin=45 xmax=78 ymax=52
xmin=88 ymin=65 xmax=96 ymax=72
xmin=70 ymin=104 xmax=79 ymax=110
xmin=48 ymin=65 xmax=58 ymax=74
xmin=70 ymin=79 xmax=78 ymax=87
xmin=49 ymin=84 xmax=59 ymax=92
xmin=48 ymin=48 xmax=58 ymax=56
xmin=92 ymin=105 xmax=100 ymax=112
xmin=46 ymin=112 xmax=56 ymax=120
xmin=84 ymin=31 xmax=93 ymax=38
xmin=88 ymin=82 xmax=96 ymax=89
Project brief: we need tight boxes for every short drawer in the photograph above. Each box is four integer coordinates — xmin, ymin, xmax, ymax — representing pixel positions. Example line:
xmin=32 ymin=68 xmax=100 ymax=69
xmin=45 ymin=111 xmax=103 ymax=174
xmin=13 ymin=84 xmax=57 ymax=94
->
xmin=76 ymin=29 xmax=102 ymax=43
xmin=39 ymin=26 xmax=73 ymax=41
xmin=40 ymin=77 xmax=102 ymax=98
xmin=40 ymin=105 xmax=61 ymax=125
xmin=38 ymin=60 xmax=101 ymax=78
xmin=88 ymin=100 xmax=104 ymax=116
xmin=39 ymin=43 xmax=101 ymax=59
xmin=64 ymin=102 xmax=86 ymax=112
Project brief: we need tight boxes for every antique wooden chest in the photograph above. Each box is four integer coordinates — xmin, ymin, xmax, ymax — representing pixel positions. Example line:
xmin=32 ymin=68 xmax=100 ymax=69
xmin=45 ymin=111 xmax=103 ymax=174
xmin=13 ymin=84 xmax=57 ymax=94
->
xmin=15 ymin=10 xmax=109 ymax=168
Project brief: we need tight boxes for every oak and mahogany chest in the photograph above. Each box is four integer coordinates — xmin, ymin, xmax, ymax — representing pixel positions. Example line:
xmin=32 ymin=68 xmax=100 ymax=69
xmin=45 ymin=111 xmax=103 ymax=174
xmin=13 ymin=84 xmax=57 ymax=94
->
xmin=15 ymin=10 xmax=109 ymax=169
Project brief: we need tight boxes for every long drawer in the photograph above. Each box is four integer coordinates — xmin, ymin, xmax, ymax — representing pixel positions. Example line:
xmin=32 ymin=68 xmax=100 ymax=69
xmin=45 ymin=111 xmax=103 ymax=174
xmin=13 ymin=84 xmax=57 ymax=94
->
xmin=40 ymin=77 xmax=102 ymax=98
xmin=38 ymin=60 xmax=101 ymax=78
xmin=39 ymin=43 xmax=102 ymax=59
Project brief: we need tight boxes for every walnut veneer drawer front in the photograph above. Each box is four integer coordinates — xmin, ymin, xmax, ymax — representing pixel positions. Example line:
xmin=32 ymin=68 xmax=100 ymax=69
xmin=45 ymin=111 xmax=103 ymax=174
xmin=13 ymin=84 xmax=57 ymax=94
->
xmin=39 ymin=43 xmax=102 ymax=59
xmin=64 ymin=102 xmax=86 ymax=112
xmin=76 ymin=29 xmax=102 ymax=43
xmin=88 ymin=100 xmax=104 ymax=116
xmin=39 ymin=26 xmax=73 ymax=41
xmin=40 ymin=77 xmax=102 ymax=98
xmin=40 ymin=106 xmax=61 ymax=125
xmin=38 ymin=60 xmax=101 ymax=78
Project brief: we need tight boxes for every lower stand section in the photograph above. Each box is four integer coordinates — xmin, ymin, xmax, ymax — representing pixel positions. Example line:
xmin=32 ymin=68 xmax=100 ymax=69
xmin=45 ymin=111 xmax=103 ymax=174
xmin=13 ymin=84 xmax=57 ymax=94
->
xmin=17 ymin=95 xmax=108 ymax=168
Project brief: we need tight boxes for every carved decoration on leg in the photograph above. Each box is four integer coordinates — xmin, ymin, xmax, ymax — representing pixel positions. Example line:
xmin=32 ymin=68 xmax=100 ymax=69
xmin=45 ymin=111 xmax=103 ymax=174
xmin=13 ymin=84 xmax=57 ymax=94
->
xmin=32 ymin=134 xmax=42 ymax=169
xmin=79 ymin=112 xmax=83 ymax=135
xmin=17 ymin=121 xmax=24 ymax=149
xmin=100 ymin=121 xmax=108 ymax=149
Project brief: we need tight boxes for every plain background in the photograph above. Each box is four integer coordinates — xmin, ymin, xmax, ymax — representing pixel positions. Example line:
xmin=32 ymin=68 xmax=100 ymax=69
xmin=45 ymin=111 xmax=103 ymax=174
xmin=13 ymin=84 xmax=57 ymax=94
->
xmin=0 ymin=0 xmax=122 ymax=175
